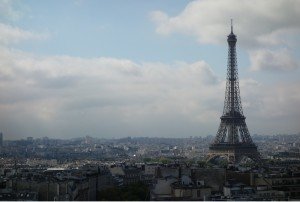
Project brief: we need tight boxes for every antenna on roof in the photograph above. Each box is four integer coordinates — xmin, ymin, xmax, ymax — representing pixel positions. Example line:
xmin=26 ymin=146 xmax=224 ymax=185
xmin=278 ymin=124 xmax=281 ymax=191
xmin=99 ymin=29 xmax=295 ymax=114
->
xmin=231 ymin=19 xmax=233 ymax=33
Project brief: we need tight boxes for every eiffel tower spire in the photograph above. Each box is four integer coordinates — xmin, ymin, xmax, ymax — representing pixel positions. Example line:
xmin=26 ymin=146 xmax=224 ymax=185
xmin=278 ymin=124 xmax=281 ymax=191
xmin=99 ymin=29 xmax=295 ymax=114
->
xmin=208 ymin=21 xmax=260 ymax=163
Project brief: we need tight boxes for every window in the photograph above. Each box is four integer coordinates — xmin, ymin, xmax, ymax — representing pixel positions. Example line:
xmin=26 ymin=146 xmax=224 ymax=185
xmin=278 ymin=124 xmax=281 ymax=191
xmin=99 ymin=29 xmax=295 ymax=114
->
xmin=197 ymin=190 xmax=201 ymax=197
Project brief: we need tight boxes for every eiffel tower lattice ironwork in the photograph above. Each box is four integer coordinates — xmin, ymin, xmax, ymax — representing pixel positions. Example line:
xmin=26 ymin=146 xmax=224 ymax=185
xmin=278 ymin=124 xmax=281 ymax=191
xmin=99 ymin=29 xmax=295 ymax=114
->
xmin=208 ymin=21 xmax=260 ymax=163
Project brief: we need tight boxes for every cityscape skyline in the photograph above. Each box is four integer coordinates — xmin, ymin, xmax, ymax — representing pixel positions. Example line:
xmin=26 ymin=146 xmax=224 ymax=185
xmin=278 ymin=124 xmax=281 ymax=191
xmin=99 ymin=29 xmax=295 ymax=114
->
xmin=0 ymin=0 xmax=300 ymax=140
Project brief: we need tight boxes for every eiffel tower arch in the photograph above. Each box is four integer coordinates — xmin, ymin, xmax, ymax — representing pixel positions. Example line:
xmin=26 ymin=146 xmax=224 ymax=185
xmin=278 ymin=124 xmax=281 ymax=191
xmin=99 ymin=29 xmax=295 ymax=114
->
xmin=207 ymin=21 xmax=260 ymax=164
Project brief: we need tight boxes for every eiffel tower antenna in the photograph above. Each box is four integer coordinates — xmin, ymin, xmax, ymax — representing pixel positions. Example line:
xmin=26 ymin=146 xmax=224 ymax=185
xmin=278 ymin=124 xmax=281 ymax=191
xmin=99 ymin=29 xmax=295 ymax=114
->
xmin=231 ymin=19 xmax=233 ymax=33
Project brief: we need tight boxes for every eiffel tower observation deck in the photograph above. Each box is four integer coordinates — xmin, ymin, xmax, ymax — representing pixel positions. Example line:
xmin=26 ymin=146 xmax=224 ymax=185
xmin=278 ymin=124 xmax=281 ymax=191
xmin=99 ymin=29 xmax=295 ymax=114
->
xmin=208 ymin=21 xmax=260 ymax=163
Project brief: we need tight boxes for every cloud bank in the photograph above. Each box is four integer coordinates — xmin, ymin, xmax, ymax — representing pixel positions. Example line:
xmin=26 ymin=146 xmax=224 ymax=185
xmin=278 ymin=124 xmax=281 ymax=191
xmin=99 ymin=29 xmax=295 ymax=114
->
xmin=0 ymin=23 xmax=48 ymax=45
xmin=0 ymin=47 xmax=225 ymax=139
xmin=151 ymin=0 xmax=300 ymax=72
xmin=249 ymin=49 xmax=298 ymax=71
xmin=151 ymin=0 xmax=300 ymax=47
xmin=1 ymin=46 xmax=300 ymax=139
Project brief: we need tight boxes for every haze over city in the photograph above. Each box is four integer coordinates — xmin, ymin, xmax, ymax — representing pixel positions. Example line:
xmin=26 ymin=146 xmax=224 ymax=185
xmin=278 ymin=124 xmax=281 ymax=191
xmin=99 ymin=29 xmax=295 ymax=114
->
xmin=0 ymin=0 xmax=300 ymax=140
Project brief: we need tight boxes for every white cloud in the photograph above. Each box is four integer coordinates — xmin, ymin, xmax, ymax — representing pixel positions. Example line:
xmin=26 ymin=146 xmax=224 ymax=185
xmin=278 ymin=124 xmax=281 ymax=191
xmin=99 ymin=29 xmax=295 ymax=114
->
xmin=0 ymin=48 xmax=225 ymax=138
xmin=150 ymin=0 xmax=300 ymax=72
xmin=0 ymin=23 xmax=48 ymax=45
xmin=0 ymin=0 xmax=22 ymax=21
xmin=150 ymin=0 xmax=300 ymax=47
xmin=249 ymin=49 xmax=299 ymax=71
xmin=245 ymin=81 xmax=300 ymax=135
xmin=2 ymin=45 xmax=300 ymax=139
xmin=0 ymin=47 xmax=299 ymax=138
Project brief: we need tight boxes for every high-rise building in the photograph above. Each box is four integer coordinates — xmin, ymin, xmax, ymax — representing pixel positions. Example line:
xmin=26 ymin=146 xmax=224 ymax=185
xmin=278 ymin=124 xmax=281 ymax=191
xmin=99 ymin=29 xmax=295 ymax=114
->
xmin=207 ymin=21 xmax=260 ymax=163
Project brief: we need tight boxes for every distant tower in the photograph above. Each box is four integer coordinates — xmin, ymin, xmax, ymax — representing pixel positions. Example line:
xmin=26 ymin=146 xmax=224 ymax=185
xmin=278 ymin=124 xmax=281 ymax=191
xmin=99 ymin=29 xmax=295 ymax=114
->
xmin=0 ymin=132 xmax=3 ymax=147
xmin=208 ymin=21 xmax=260 ymax=163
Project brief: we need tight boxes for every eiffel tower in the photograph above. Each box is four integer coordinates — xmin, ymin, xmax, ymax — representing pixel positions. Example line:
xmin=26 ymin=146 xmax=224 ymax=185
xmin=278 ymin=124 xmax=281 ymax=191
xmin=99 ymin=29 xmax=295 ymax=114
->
xmin=208 ymin=21 xmax=260 ymax=163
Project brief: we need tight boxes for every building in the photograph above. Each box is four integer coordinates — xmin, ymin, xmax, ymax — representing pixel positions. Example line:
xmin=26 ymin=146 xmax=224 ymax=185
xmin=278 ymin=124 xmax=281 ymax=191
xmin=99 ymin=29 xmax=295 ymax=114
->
xmin=170 ymin=175 xmax=211 ymax=200
xmin=223 ymin=181 xmax=255 ymax=200
xmin=150 ymin=166 xmax=224 ymax=200
xmin=150 ymin=176 xmax=177 ymax=200
xmin=253 ymin=172 xmax=300 ymax=199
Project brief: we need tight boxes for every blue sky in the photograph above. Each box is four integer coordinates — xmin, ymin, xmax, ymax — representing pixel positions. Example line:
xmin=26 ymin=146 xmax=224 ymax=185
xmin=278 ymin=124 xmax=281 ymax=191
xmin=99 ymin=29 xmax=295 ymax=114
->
xmin=0 ymin=0 xmax=299 ymax=139
xmin=11 ymin=0 xmax=232 ymax=74
xmin=16 ymin=1 xmax=196 ymax=58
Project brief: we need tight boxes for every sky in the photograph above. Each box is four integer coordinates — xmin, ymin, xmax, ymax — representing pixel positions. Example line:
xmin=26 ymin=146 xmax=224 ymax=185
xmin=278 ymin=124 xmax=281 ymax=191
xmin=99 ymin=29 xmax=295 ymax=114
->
xmin=0 ymin=0 xmax=300 ymax=140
